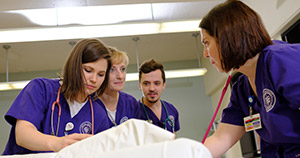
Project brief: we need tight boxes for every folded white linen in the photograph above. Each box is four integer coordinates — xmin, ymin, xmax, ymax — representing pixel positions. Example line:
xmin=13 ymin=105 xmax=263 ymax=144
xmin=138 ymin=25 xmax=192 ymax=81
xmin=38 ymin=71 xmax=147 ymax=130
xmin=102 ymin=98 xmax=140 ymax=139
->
xmin=1 ymin=119 xmax=212 ymax=158
xmin=0 ymin=153 xmax=56 ymax=158
xmin=56 ymin=138 xmax=212 ymax=158
xmin=56 ymin=119 xmax=175 ymax=157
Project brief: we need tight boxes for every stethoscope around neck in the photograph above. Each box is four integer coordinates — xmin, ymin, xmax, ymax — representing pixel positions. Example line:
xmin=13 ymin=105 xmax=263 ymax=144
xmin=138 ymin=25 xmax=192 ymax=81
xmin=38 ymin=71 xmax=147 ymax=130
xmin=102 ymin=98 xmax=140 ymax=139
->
xmin=51 ymin=85 xmax=94 ymax=136
xmin=141 ymin=98 xmax=175 ymax=133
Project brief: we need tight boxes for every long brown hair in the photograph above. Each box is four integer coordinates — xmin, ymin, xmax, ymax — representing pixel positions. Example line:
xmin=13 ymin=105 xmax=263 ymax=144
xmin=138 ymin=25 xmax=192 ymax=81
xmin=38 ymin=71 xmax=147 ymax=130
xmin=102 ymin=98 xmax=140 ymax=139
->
xmin=199 ymin=0 xmax=272 ymax=72
xmin=61 ymin=39 xmax=111 ymax=101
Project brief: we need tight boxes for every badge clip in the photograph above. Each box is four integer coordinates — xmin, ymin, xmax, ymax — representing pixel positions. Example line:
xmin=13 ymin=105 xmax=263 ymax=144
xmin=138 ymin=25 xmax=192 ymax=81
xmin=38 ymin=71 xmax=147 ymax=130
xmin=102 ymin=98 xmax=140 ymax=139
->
xmin=244 ymin=96 xmax=262 ymax=132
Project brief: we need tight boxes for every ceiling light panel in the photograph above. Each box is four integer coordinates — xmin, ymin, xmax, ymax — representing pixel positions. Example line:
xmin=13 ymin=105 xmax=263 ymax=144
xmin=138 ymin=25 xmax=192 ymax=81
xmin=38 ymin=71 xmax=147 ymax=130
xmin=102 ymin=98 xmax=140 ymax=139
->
xmin=152 ymin=1 xmax=223 ymax=21
xmin=7 ymin=4 xmax=153 ymax=26
xmin=57 ymin=4 xmax=153 ymax=25
xmin=8 ymin=8 xmax=57 ymax=26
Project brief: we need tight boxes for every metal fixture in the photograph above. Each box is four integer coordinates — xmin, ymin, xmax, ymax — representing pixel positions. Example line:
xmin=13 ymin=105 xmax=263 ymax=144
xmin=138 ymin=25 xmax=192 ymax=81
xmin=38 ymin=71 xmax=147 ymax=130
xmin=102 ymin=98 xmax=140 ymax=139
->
xmin=132 ymin=37 xmax=140 ymax=71
xmin=3 ymin=45 xmax=11 ymax=82
xmin=192 ymin=32 xmax=202 ymax=68
xmin=69 ymin=41 xmax=76 ymax=47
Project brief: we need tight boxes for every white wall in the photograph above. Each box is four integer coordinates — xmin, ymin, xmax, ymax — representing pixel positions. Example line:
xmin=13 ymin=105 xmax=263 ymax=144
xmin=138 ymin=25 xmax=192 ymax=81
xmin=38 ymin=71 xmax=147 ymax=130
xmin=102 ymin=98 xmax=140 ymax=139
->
xmin=0 ymin=90 xmax=20 ymax=153
xmin=244 ymin=0 xmax=300 ymax=39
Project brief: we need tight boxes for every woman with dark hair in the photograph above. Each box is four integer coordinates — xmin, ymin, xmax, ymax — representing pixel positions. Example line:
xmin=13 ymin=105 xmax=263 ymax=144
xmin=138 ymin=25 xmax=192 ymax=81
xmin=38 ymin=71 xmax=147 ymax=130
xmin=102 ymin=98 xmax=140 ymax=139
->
xmin=199 ymin=0 xmax=300 ymax=157
xmin=3 ymin=39 xmax=112 ymax=155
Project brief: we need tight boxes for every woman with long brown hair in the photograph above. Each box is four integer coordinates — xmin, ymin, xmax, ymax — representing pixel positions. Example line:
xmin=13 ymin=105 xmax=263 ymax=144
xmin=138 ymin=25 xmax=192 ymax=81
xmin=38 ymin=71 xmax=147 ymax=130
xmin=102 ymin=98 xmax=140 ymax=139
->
xmin=3 ymin=39 xmax=112 ymax=155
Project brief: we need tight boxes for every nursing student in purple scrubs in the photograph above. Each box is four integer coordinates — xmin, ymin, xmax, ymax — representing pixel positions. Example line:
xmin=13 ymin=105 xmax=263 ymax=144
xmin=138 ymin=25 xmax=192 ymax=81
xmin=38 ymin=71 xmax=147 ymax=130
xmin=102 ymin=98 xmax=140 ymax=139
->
xmin=138 ymin=59 xmax=180 ymax=134
xmin=199 ymin=1 xmax=300 ymax=157
xmin=2 ymin=39 xmax=111 ymax=155
xmin=97 ymin=47 xmax=140 ymax=127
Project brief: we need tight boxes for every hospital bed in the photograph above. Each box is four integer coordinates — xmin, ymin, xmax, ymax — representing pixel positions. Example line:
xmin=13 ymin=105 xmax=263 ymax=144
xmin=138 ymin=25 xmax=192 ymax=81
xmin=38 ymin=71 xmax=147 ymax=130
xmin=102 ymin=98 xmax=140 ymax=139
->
xmin=1 ymin=119 xmax=212 ymax=158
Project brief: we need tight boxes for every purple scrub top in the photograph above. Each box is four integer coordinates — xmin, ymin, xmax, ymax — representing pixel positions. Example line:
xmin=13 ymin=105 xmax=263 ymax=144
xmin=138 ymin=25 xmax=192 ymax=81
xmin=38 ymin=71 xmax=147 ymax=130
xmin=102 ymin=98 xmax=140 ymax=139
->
xmin=97 ymin=91 xmax=140 ymax=127
xmin=2 ymin=78 xmax=110 ymax=155
xmin=221 ymin=40 xmax=300 ymax=157
xmin=138 ymin=99 xmax=180 ymax=133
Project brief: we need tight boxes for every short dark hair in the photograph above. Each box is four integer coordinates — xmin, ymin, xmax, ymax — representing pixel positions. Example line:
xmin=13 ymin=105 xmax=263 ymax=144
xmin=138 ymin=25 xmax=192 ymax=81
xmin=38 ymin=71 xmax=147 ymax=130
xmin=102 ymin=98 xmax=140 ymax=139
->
xmin=139 ymin=59 xmax=166 ymax=83
xmin=199 ymin=0 xmax=272 ymax=72
xmin=62 ymin=38 xmax=111 ymax=101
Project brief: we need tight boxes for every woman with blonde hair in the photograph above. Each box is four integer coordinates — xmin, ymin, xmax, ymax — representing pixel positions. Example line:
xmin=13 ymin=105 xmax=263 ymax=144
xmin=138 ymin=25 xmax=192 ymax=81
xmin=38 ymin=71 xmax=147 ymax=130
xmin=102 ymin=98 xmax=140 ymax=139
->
xmin=98 ymin=47 xmax=140 ymax=127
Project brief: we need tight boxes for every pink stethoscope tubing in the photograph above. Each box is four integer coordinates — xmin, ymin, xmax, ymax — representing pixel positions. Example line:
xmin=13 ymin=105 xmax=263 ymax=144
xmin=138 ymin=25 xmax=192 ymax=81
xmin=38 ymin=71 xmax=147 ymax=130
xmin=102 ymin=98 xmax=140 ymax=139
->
xmin=202 ymin=75 xmax=232 ymax=143
xmin=51 ymin=86 xmax=94 ymax=136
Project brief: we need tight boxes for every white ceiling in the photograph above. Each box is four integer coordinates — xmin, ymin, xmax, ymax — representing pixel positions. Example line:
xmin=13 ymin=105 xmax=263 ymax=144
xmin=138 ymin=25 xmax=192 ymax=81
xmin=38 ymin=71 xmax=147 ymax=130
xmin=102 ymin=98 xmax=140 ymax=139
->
xmin=0 ymin=0 xmax=225 ymax=75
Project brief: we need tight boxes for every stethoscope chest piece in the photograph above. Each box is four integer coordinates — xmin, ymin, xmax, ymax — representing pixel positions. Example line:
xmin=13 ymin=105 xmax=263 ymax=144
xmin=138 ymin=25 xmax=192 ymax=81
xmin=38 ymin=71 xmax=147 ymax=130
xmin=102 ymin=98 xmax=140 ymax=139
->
xmin=141 ymin=98 xmax=174 ymax=133
xmin=147 ymin=119 xmax=153 ymax=124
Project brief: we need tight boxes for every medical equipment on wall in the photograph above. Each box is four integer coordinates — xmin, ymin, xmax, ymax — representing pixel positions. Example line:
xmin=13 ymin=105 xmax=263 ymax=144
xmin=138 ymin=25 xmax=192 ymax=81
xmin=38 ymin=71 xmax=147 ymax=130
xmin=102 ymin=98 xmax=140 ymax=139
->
xmin=141 ymin=98 xmax=175 ymax=133
xmin=51 ymin=85 xmax=95 ymax=136
xmin=202 ymin=74 xmax=232 ymax=143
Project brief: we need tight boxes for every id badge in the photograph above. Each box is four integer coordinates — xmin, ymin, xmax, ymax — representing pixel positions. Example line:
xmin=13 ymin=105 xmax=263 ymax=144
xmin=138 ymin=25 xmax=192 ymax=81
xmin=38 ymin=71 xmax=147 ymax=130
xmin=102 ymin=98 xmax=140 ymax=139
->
xmin=243 ymin=113 xmax=262 ymax=132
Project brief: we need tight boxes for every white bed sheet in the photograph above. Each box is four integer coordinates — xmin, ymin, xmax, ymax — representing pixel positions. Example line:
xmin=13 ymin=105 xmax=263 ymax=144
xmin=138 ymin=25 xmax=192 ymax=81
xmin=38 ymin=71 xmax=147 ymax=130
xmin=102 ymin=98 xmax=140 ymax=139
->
xmin=1 ymin=119 xmax=212 ymax=158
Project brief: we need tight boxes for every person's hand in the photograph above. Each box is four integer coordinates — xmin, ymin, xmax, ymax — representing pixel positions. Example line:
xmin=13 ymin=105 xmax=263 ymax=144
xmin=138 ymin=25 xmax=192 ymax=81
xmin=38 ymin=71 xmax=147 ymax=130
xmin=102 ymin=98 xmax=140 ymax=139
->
xmin=51 ymin=133 xmax=92 ymax=152
xmin=15 ymin=119 xmax=92 ymax=152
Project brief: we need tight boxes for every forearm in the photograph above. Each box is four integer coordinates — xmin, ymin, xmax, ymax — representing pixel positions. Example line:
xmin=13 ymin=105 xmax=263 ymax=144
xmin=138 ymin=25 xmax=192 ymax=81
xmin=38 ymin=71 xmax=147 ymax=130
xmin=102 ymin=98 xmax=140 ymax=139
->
xmin=204 ymin=123 xmax=245 ymax=158
xmin=15 ymin=119 xmax=91 ymax=152
xmin=204 ymin=135 xmax=232 ymax=158
xmin=15 ymin=119 xmax=59 ymax=152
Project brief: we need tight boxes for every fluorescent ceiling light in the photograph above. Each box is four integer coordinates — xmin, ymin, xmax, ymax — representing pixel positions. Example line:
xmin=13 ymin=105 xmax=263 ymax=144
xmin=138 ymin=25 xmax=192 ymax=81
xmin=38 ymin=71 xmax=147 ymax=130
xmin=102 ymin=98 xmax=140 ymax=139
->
xmin=8 ymin=9 xmax=57 ymax=26
xmin=0 ymin=20 xmax=200 ymax=43
xmin=165 ymin=68 xmax=207 ymax=79
xmin=58 ymin=5 xmax=152 ymax=25
xmin=2 ymin=3 xmax=201 ymax=43
xmin=126 ymin=68 xmax=207 ymax=81
xmin=7 ymin=4 xmax=153 ymax=26
xmin=0 ymin=80 xmax=30 ymax=91
xmin=126 ymin=73 xmax=139 ymax=82
xmin=0 ymin=23 xmax=159 ymax=43
xmin=160 ymin=21 xmax=201 ymax=33
xmin=0 ymin=68 xmax=207 ymax=91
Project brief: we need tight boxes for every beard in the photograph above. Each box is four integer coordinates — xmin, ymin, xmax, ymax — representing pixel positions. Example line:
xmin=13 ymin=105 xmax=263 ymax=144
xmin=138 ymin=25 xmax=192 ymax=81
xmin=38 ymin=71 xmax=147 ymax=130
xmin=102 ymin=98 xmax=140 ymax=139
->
xmin=146 ymin=96 xmax=159 ymax=104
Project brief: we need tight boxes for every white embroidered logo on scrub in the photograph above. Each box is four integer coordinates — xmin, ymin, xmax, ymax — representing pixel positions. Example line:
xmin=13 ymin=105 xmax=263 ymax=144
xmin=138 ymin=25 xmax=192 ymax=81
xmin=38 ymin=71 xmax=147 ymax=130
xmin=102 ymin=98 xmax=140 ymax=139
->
xmin=79 ymin=121 xmax=92 ymax=134
xmin=263 ymin=88 xmax=276 ymax=112
xmin=119 ymin=116 xmax=129 ymax=124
